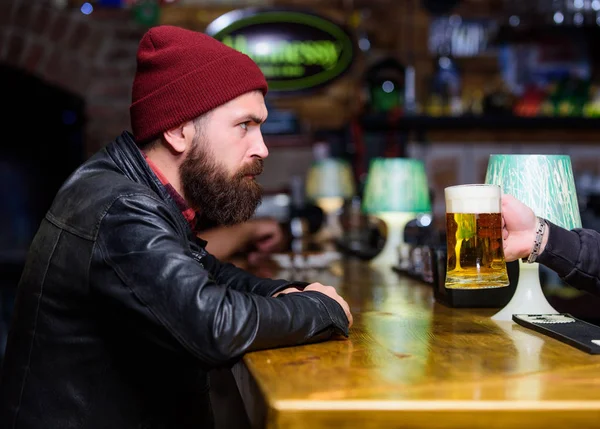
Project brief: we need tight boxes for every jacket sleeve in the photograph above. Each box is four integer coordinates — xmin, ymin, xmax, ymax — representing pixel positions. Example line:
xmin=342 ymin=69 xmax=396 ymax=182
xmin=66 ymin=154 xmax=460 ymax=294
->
xmin=93 ymin=194 xmax=349 ymax=367
xmin=199 ymin=250 xmax=307 ymax=297
xmin=537 ymin=220 xmax=600 ymax=297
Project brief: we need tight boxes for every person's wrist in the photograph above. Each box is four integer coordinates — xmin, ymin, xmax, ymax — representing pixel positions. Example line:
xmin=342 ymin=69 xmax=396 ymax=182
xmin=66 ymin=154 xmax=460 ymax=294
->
xmin=523 ymin=217 xmax=547 ymax=263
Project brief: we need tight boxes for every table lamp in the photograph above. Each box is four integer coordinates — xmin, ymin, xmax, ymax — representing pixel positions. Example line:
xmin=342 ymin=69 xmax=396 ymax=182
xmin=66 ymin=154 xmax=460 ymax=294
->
xmin=485 ymin=154 xmax=582 ymax=321
xmin=305 ymin=158 xmax=356 ymax=243
xmin=362 ymin=158 xmax=432 ymax=266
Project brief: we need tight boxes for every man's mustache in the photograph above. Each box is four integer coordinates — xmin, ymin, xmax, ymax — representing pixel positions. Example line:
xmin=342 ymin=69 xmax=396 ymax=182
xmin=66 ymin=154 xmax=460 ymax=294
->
xmin=237 ymin=158 xmax=264 ymax=177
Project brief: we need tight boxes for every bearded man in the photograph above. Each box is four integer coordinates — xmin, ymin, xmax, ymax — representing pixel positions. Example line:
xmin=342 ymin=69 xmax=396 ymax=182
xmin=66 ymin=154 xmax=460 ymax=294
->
xmin=0 ymin=25 xmax=351 ymax=429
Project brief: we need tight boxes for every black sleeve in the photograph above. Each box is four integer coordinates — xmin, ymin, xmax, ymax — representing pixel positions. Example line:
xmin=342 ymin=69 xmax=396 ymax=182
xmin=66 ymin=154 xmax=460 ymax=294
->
xmin=537 ymin=220 xmax=600 ymax=297
xmin=200 ymin=250 xmax=308 ymax=297
xmin=92 ymin=195 xmax=349 ymax=368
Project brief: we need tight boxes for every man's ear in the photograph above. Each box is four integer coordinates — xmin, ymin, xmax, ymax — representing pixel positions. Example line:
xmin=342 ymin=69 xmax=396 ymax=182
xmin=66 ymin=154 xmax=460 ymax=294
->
xmin=162 ymin=121 xmax=195 ymax=154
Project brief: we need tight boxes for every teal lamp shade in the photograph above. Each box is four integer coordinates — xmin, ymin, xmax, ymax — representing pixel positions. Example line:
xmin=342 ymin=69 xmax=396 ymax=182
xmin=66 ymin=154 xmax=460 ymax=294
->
xmin=362 ymin=158 xmax=432 ymax=213
xmin=486 ymin=155 xmax=581 ymax=230
xmin=305 ymin=159 xmax=356 ymax=201
xmin=362 ymin=158 xmax=432 ymax=265
xmin=485 ymin=154 xmax=582 ymax=321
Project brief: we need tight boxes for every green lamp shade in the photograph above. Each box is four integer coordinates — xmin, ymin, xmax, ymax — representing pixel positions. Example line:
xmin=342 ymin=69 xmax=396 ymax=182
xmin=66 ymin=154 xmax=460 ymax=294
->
xmin=485 ymin=154 xmax=582 ymax=230
xmin=305 ymin=159 xmax=356 ymax=200
xmin=362 ymin=158 xmax=431 ymax=213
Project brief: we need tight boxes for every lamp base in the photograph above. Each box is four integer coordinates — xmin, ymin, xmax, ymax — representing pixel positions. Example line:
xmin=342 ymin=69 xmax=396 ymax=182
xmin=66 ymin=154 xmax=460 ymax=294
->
xmin=313 ymin=197 xmax=345 ymax=245
xmin=369 ymin=212 xmax=415 ymax=266
xmin=491 ymin=260 xmax=558 ymax=321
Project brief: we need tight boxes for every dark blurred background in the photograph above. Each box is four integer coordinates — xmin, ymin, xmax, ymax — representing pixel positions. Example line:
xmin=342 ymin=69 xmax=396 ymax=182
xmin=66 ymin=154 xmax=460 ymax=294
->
xmin=1 ymin=61 xmax=85 ymax=359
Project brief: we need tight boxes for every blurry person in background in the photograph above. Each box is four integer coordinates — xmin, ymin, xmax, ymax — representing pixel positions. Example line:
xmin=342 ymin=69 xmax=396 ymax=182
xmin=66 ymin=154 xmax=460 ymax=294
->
xmin=501 ymin=193 xmax=600 ymax=297
xmin=0 ymin=25 xmax=351 ymax=429
xmin=199 ymin=217 xmax=286 ymax=263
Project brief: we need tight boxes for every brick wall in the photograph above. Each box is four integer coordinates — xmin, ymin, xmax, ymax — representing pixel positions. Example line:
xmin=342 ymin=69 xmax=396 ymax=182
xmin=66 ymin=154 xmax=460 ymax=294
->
xmin=0 ymin=0 xmax=146 ymax=156
xmin=0 ymin=0 xmax=491 ymax=157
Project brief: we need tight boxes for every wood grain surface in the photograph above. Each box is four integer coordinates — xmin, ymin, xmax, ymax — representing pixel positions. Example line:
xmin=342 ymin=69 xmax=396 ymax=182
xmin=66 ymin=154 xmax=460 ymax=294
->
xmin=233 ymin=260 xmax=600 ymax=429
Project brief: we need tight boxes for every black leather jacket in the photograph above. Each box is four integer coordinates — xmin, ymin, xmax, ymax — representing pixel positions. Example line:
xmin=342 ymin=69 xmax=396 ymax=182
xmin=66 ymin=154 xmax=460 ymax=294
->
xmin=538 ymin=220 xmax=600 ymax=297
xmin=0 ymin=132 xmax=349 ymax=429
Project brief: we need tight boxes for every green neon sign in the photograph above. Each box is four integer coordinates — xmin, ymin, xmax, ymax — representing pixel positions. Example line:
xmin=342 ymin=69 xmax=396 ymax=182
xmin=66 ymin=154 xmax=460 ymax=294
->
xmin=206 ymin=9 xmax=355 ymax=93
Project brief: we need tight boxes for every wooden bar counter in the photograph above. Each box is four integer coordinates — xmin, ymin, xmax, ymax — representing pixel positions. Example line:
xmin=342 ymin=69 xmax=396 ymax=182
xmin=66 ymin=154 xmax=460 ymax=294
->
xmin=233 ymin=260 xmax=600 ymax=429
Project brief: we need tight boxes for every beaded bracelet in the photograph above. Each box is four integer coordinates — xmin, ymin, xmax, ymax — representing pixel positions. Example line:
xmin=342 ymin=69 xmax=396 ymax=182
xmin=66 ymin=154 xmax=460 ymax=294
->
xmin=525 ymin=216 xmax=547 ymax=264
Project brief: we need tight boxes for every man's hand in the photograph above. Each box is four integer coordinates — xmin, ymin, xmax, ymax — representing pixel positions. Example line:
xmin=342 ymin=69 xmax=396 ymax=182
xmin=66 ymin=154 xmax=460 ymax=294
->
xmin=272 ymin=283 xmax=352 ymax=328
xmin=250 ymin=219 xmax=285 ymax=254
xmin=201 ymin=218 xmax=286 ymax=262
xmin=501 ymin=194 xmax=543 ymax=261
xmin=304 ymin=283 xmax=353 ymax=328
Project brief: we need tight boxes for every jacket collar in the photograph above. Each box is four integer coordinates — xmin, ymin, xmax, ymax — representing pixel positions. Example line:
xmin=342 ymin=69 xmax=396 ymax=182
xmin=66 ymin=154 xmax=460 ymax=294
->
xmin=106 ymin=132 xmax=166 ymax=197
xmin=107 ymin=131 xmax=195 ymax=238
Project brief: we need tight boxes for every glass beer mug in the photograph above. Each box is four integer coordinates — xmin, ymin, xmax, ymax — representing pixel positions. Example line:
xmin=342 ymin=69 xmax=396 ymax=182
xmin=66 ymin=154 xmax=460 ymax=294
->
xmin=444 ymin=184 xmax=509 ymax=289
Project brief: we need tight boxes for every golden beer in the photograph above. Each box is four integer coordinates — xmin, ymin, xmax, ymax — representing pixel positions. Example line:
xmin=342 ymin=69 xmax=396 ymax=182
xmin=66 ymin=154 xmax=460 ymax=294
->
xmin=444 ymin=185 xmax=509 ymax=289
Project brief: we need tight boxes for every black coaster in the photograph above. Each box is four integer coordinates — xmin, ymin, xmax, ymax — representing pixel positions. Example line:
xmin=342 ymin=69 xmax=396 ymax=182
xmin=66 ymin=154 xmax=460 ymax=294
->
xmin=513 ymin=313 xmax=600 ymax=355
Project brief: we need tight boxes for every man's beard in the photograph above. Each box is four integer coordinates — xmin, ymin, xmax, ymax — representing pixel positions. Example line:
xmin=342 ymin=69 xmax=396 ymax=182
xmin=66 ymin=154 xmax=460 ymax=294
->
xmin=179 ymin=135 xmax=263 ymax=226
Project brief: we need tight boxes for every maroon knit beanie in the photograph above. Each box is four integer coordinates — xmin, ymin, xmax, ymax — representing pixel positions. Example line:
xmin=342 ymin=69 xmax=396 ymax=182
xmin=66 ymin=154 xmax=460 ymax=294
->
xmin=130 ymin=25 xmax=268 ymax=144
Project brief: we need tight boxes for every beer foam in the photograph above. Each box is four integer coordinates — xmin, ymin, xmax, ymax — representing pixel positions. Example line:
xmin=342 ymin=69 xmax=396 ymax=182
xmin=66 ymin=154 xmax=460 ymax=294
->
xmin=445 ymin=185 xmax=501 ymax=213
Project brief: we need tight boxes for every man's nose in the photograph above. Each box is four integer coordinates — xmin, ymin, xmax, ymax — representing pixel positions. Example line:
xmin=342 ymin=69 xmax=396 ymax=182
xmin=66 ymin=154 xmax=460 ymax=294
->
xmin=251 ymin=132 xmax=269 ymax=159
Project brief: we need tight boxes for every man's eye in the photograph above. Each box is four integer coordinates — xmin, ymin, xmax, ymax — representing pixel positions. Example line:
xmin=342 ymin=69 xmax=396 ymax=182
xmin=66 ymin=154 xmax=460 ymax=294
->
xmin=240 ymin=122 xmax=248 ymax=130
